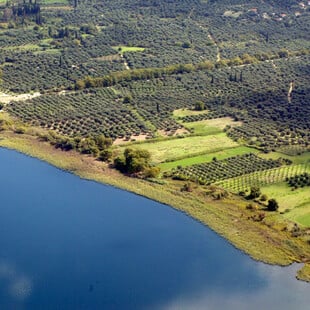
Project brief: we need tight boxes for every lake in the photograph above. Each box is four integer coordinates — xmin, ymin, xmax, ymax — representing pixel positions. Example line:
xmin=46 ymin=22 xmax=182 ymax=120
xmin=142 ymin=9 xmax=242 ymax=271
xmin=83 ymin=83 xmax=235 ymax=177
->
xmin=0 ymin=148 xmax=309 ymax=309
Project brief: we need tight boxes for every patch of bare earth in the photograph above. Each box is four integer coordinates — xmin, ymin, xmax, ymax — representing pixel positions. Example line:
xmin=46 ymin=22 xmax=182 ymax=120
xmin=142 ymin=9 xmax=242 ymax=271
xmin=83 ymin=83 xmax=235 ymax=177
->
xmin=203 ymin=117 xmax=242 ymax=129
xmin=95 ymin=54 xmax=121 ymax=61
xmin=113 ymin=134 xmax=149 ymax=145
xmin=158 ymin=127 xmax=189 ymax=137
xmin=0 ymin=92 xmax=41 ymax=104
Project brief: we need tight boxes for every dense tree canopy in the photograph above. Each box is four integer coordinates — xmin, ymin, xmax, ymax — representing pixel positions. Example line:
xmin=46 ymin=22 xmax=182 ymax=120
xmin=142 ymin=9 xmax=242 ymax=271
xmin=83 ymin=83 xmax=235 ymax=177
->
xmin=267 ymin=198 xmax=279 ymax=211
xmin=114 ymin=147 xmax=157 ymax=176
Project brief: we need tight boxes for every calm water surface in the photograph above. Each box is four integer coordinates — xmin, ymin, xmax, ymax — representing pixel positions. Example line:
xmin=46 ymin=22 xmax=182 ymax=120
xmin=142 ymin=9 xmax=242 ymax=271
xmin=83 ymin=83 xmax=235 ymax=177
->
xmin=0 ymin=148 xmax=309 ymax=309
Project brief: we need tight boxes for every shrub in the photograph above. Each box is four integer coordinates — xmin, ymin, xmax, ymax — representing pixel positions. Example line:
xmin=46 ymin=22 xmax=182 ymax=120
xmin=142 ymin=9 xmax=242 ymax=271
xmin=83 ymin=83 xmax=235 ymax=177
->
xmin=123 ymin=95 xmax=132 ymax=104
xmin=98 ymin=149 xmax=112 ymax=161
xmin=143 ymin=166 xmax=160 ymax=178
xmin=247 ymin=186 xmax=261 ymax=199
xmin=260 ymin=194 xmax=268 ymax=202
xmin=14 ymin=126 xmax=26 ymax=134
xmin=181 ymin=182 xmax=193 ymax=192
xmin=267 ymin=199 xmax=279 ymax=211
xmin=182 ymin=42 xmax=191 ymax=48
xmin=246 ymin=203 xmax=256 ymax=210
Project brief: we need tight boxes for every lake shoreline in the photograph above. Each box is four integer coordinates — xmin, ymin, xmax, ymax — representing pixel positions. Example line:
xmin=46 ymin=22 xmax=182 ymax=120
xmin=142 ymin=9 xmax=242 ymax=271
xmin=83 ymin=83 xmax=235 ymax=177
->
xmin=0 ymin=131 xmax=309 ymax=282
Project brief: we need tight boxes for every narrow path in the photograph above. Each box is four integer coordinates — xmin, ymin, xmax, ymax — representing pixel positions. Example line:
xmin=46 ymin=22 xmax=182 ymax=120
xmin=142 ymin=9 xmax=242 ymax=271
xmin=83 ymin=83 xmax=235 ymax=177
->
xmin=270 ymin=59 xmax=277 ymax=69
xmin=120 ymin=54 xmax=130 ymax=70
xmin=207 ymin=33 xmax=221 ymax=62
xmin=187 ymin=7 xmax=195 ymax=19
xmin=123 ymin=59 xmax=130 ymax=70
xmin=288 ymin=81 xmax=294 ymax=103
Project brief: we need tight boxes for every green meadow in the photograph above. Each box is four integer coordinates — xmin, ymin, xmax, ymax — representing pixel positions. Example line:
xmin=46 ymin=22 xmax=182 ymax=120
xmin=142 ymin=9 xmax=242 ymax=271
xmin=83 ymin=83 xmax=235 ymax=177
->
xmin=261 ymin=182 xmax=310 ymax=227
xmin=113 ymin=46 xmax=145 ymax=53
xmin=123 ymin=133 xmax=238 ymax=164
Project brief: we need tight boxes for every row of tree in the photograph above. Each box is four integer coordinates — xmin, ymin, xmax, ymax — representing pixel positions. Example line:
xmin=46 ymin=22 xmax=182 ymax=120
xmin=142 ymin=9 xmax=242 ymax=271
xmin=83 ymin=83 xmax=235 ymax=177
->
xmin=1 ymin=0 xmax=42 ymax=25
xmin=75 ymin=49 xmax=310 ymax=90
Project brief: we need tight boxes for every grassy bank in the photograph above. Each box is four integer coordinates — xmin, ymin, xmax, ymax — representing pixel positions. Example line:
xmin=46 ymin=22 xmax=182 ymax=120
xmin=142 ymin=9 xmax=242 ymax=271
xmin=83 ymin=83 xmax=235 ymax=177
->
xmin=0 ymin=129 xmax=310 ymax=281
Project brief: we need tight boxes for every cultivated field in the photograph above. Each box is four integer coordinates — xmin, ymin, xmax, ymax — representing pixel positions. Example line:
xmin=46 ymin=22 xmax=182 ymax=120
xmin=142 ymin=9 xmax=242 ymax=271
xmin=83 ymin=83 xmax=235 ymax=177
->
xmin=181 ymin=117 xmax=243 ymax=135
xmin=121 ymin=133 xmax=238 ymax=164
xmin=216 ymin=163 xmax=310 ymax=193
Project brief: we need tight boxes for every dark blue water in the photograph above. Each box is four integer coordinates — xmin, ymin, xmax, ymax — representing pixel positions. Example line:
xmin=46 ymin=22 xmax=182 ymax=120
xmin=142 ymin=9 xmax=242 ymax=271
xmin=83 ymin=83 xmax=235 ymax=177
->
xmin=0 ymin=148 xmax=309 ymax=309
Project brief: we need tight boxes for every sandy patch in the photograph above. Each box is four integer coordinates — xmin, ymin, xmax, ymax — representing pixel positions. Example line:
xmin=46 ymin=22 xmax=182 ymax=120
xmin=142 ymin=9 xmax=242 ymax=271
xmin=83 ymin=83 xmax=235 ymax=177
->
xmin=0 ymin=92 xmax=41 ymax=104
xmin=223 ymin=10 xmax=243 ymax=18
xmin=95 ymin=54 xmax=121 ymax=61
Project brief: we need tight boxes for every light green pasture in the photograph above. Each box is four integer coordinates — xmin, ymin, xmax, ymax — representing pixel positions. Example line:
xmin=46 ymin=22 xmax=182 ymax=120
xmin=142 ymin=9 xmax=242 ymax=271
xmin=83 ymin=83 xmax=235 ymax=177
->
xmin=261 ymin=182 xmax=310 ymax=227
xmin=124 ymin=133 xmax=238 ymax=164
xmin=159 ymin=146 xmax=257 ymax=171
xmin=112 ymin=46 xmax=145 ymax=53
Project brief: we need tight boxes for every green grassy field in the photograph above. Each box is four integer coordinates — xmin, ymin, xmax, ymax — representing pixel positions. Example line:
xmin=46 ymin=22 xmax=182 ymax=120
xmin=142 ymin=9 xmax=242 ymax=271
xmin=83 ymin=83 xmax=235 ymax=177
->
xmin=297 ymin=213 xmax=310 ymax=226
xmin=261 ymin=183 xmax=310 ymax=227
xmin=173 ymin=108 xmax=209 ymax=118
xmin=122 ymin=133 xmax=238 ymax=164
xmin=173 ymin=112 xmax=243 ymax=136
xmin=260 ymin=151 xmax=310 ymax=164
xmin=182 ymin=117 xmax=242 ymax=135
xmin=112 ymin=46 xmax=145 ymax=53
xmin=159 ymin=146 xmax=257 ymax=171
xmin=183 ymin=123 xmax=222 ymax=135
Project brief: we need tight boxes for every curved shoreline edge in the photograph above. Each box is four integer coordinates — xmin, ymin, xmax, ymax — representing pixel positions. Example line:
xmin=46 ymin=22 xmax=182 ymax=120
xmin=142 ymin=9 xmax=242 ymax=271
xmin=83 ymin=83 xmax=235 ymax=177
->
xmin=0 ymin=132 xmax=309 ymax=282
